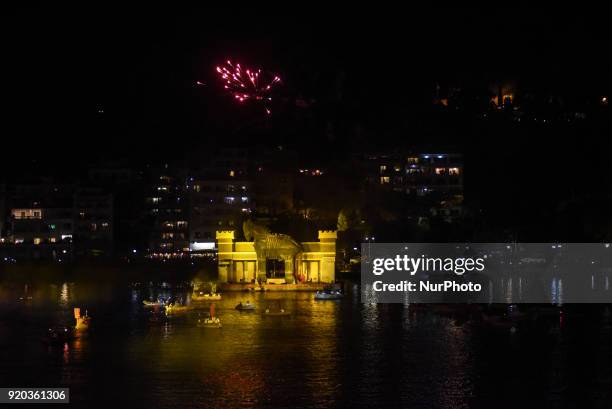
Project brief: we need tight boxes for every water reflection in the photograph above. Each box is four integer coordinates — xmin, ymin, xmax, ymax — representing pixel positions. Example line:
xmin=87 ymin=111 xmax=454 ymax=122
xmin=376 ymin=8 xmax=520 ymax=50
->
xmin=363 ymin=268 xmax=612 ymax=304
xmin=59 ymin=282 xmax=70 ymax=307
xmin=0 ymin=281 xmax=611 ymax=408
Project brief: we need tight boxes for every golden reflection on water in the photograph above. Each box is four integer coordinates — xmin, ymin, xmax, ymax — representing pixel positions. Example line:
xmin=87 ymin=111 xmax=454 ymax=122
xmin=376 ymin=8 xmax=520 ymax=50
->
xmin=7 ymin=281 xmax=610 ymax=408
xmin=59 ymin=282 xmax=70 ymax=307
xmin=113 ymin=290 xmax=348 ymax=407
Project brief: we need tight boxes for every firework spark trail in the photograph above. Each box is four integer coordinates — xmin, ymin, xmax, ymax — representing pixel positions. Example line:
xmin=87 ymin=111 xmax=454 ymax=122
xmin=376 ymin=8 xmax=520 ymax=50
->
xmin=215 ymin=60 xmax=281 ymax=114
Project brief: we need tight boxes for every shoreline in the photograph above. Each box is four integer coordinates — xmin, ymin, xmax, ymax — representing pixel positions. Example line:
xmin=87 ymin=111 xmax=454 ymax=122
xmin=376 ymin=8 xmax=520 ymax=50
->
xmin=219 ymin=282 xmax=331 ymax=292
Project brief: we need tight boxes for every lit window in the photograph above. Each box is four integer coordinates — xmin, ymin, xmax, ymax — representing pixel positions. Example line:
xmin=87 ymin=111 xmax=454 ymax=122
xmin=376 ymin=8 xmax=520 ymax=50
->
xmin=379 ymin=165 xmax=387 ymax=173
xmin=449 ymin=167 xmax=460 ymax=175
xmin=224 ymin=196 xmax=235 ymax=204
xmin=50 ymin=237 xmax=57 ymax=243
xmin=380 ymin=176 xmax=390 ymax=184
xmin=33 ymin=238 xmax=41 ymax=245
xmin=11 ymin=209 xmax=43 ymax=219
xmin=435 ymin=168 xmax=446 ymax=175
xmin=241 ymin=196 xmax=249 ymax=203
xmin=229 ymin=170 xmax=235 ymax=177
xmin=407 ymin=157 xmax=419 ymax=164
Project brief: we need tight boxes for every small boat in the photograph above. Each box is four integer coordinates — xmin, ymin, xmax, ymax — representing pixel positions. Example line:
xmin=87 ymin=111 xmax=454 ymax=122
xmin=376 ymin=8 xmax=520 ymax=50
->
xmin=143 ymin=300 xmax=163 ymax=307
xmin=235 ymin=301 xmax=256 ymax=311
xmin=41 ymin=327 xmax=74 ymax=345
xmin=165 ymin=303 xmax=192 ymax=314
xmin=74 ymin=308 xmax=91 ymax=330
xmin=263 ymin=308 xmax=290 ymax=316
xmin=19 ymin=284 xmax=33 ymax=303
xmin=191 ymin=292 xmax=222 ymax=301
xmin=197 ymin=317 xmax=222 ymax=328
xmin=314 ymin=288 xmax=344 ymax=300
xmin=263 ymin=302 xmax=290 ymax=316
xmin=198 ymin=304 xmax=221 ymax=328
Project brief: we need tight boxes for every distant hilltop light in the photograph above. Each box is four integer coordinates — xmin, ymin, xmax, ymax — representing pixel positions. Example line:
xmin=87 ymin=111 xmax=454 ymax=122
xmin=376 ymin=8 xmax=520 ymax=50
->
xmin=602 ymin=96 xmax=608 ymax=105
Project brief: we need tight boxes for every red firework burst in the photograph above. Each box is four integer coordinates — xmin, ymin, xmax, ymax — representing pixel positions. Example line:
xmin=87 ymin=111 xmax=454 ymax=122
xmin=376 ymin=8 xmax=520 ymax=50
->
xmin=215 ymin=60 xmax=281 ymax=114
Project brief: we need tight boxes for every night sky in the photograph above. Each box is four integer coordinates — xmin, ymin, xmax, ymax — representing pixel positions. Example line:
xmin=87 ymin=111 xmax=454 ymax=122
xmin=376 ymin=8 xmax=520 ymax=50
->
xmin=3 ymin=6 xmax=611 ymax=169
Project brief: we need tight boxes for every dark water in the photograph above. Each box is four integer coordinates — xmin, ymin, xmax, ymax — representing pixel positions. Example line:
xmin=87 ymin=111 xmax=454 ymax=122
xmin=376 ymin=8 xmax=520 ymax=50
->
xmin=1 ymin=281 xmax=612 ymax=409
